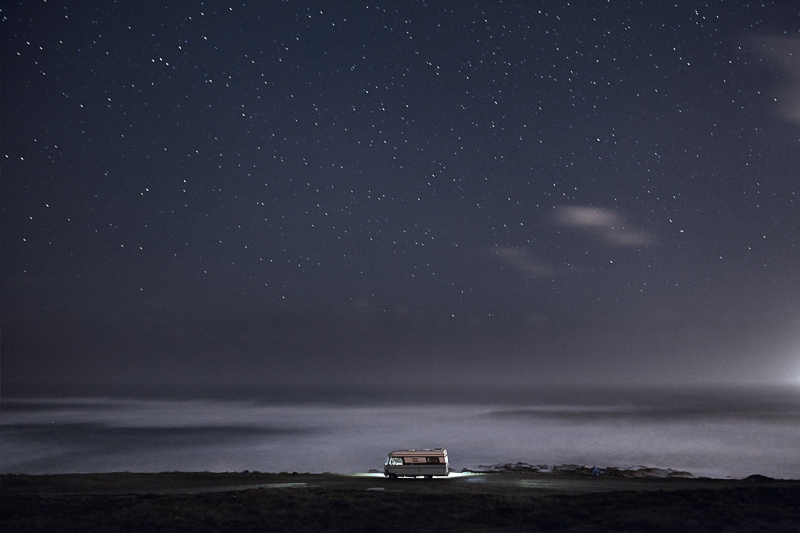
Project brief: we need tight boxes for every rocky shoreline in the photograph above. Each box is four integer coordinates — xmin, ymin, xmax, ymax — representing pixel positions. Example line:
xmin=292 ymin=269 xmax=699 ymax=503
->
xmin=463 ymin=462 xmax=696 ymax=478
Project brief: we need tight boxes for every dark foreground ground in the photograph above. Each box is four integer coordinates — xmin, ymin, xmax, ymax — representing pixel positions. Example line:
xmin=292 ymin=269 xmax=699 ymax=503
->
xmin=2 ymin=472 xmax=799 ymax=532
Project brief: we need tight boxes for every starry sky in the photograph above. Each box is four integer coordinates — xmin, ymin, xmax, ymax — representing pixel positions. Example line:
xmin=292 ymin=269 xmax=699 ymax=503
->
xmin=3 ymin=1 xmax=800 ymax=388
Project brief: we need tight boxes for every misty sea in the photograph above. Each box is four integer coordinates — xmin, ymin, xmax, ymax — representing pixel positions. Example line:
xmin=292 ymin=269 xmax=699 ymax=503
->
xmin=2 ymin=384 xmax=799 ymax=479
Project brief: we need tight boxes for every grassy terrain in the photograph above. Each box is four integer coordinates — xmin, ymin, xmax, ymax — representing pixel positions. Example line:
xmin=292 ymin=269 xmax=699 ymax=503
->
xmin=2 ymin=473 xmax=799 ymax=532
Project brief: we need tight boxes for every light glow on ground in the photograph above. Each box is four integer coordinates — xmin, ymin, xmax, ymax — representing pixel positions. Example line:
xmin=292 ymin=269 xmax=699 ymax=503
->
xmin=350 ymin=472 xmax=483 ymax=479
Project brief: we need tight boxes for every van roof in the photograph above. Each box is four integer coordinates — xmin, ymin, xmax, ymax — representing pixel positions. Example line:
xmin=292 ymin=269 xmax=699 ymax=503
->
xmin=388 ymin=448 xmax=447 ymax=457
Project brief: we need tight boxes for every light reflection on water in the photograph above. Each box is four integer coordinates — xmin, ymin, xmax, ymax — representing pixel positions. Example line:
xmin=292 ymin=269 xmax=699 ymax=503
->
xmin=2 ymin=385 xmax=799 ymax=479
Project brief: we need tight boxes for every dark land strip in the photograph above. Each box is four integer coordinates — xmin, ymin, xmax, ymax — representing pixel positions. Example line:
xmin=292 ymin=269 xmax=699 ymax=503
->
xmin=2 ymin=472 xmax=799 ymax=532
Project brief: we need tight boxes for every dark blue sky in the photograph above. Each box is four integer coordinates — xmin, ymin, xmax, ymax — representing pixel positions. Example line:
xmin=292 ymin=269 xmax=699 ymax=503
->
xmin=3 ymin=1 xmax=800 ymax=387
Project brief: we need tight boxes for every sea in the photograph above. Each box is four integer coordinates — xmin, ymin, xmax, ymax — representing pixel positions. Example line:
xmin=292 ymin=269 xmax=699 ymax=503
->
xmin=2 ymin=383 xmax=799 ymax=479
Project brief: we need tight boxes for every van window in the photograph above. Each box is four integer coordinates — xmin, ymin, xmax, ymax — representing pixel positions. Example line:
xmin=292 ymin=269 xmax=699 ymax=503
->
xmin=426 ymin=457 xmax=441 ymax=464
xmin=388 ymin=457 xmax=403 ymax=466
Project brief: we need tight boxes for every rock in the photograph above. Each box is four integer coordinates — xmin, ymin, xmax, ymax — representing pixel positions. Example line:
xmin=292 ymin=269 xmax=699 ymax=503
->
xmin=744 ymin=474 xmax=776 ymax=482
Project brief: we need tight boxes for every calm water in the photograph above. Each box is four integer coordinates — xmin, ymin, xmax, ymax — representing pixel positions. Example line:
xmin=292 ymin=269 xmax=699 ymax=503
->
xmin=2 ymin=384 xmax=799 ymax=479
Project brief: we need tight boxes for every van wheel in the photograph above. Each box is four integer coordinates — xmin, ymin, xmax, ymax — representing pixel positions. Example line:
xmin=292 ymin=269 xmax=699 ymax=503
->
xmin=424 ymin=475 xmax=432 ymax=480
xmin=388 ymin=474 xmax=397 ymax=480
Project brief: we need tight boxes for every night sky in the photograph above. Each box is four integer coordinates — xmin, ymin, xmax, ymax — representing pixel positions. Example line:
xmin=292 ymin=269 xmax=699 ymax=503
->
xmin=3 ymin=1 xmax=800 ymax=387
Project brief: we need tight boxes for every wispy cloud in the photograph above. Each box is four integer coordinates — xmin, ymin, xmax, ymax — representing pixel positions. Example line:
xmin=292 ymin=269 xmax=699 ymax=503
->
xmin=489 ymin=247 xmax=559 ymax=278
xmin=752 ymin=36 xmax=800 ymax=124
xmin=551 ymin=206 xmax=657 ymax=247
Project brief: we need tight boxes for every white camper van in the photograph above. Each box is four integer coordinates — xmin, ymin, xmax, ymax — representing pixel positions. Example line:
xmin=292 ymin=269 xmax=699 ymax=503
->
xmin=384 ymin=448 xmax=450 ymax=479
